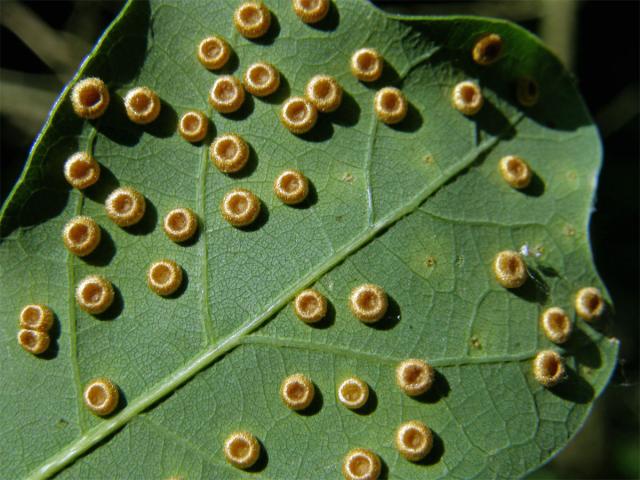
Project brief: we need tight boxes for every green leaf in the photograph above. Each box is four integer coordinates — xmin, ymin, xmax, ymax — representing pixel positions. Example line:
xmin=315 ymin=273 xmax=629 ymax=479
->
xmin=0 ymin=1 xmax=618 ymax=478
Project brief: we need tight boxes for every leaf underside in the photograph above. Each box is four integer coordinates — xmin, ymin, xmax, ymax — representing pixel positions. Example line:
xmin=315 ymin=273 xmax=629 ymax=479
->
xmin=0 ymin=1 xmax=617 ymax=479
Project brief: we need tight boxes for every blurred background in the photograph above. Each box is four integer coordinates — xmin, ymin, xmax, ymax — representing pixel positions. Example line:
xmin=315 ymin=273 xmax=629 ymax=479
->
xmin=0 ymin=1 xmax=637 ymax=478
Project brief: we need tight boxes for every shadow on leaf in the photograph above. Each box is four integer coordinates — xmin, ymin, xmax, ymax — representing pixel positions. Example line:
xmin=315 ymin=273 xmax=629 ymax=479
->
xmin=308 ymin=299 xmax=335 ymax=330
xmin=521 ymin=171 xmax=545 ymax=197
xmin=512 ymin=267 xmax=549 ymax=304
xmin=368 ymin=295 xmax=401 ymax=331
xmin=19 ymin=188 xmax=69 ymax=229
xmin=389 ymin=102 xmax=423 ymax=133
xmin=94 ymin=93 xmax=143 ymax=147
xmin=239 ymin=201 xmax=269 ymax=232
xmin=228 ymin=142 xmax=259 ymax=179
xmin=84 ymin=163 xmax=120 ymax=204
xmin=297 ymin=383 xmax=323 ymax=416
xmin=101 ymin=384 xmax=127 ymax=419
xmin=125 ymin=197 xmax=158 ymax=235
xmin=246 ymin=438 xmax=269 ymax=473
xmin=352 ymin=385 xmax=378 ymax=416
xmin=550 ymin=366 xmax=595 ymax=404
xmin=415 ymin=430 xmax=445 ymax=467
xmin=166 ymin=267 xmax=188 ymax=299
xmin=308 ymin=1 xmax=340 ymax=31
xmin=38 ymin=312 xmax=61 ymax=360
xmin=329 ymin=89 xmax=360 ymax=127
xmin=370 ymin=59 xmax=400 ymax=88
xmin=145 ymin=100 xmax=177 ymax=138
xmin=474 ymin=98 xmax=515 ymax=139
xmin=177 ymin=218 xmax=202 ymax=248
xmin=300 ymin=115 xmax=334 ymax=142
xmin=83 ymin=227 xmax=116 ymax=267
xmin=224 ymin=93 xmax=255 ymax=121
xmin=412 ymin=370 xmax=450 ymax=404
xmin=567 ymin=328 xmax=603 ymax=369
xmin=379 ymin=456 xmax=390 ymax=480
xmin=218 ymin=49 xmax=240 ymax=75
xmin=95 ymin=284 xmax=124 ymax=321
xmin=290 ymin=178 xmax=319 ymax=210
xmin=260 ymin=73 xmax=291 ymax=105
xmin=250 ymin=12 xmax=280 ymax=46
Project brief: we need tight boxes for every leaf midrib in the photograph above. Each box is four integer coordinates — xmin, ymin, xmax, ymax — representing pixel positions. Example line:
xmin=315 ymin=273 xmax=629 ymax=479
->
xmin=30 ymin=110 xmax=520 ymax=478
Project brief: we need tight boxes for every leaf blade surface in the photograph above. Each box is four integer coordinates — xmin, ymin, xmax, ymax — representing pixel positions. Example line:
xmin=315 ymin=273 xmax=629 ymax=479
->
xmin=0 ymin=1 xmax=617 ymax=479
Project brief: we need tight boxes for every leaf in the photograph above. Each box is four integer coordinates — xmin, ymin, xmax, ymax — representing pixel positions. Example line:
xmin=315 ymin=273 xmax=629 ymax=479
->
xmin=0 ymin=1 xmax=618 ymax=478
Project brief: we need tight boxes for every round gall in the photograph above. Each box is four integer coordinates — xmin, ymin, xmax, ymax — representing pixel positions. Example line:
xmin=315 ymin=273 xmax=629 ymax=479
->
xmin=493 ymin=250 xmax=527 ymax=289
xmin=293 ymin=289 xmax=327 ymax=324
xmin=124 ymin=86 xmax=161 ymax=124
xmin=350 ymin=48 xmax=383 ymax=82
xmin=280 ymin=373 xmax=315 ymax=411
xmin=62 ymin=216 xmax=101 ymax=257
xmin=499 ymin=155 xmax=532 ymax=189
xmin=210 ymin=134 xmax=249 ymax=173
xmin=540 ymin=307 xmax=573 ymax=344
xmin=83 ymin=377 xmax=119 ymax=416
xmin=19 ymin=304 xmax=54 ymax=332
xmin=209 ymin=76 xmax=245 ymax=113
xmin=163 ymin=208 xmax=198 ymax=243
xmin=516 ymin=76 xmax=539 ymax=107
xmin=452 ymin=81 xmax=483 ymax=116
xmin=220 ymin=189 xmax=261 ymax=227
xmin=533 ymin=350 xmax=566 ymax=388
xmin=338 ymin=377 xmax=369 ymax=410
xmin=396 ymin=359 xmax=435 ymax=397
xmin=280 ymin=96 xmax=318 ymax=134
xmin=148 ymin=260 xmax=183 ymax=296
xmin=75 ymin=275 xmax=115 ymax=315
xmin=17 ymin=329 xmax=50 ymax=355
xmin=349 ymin=283 xmax=388 ymax=324
xmin=105 ymin=187 xmax=146 ymax=227
xmin=243 ymin=62 xmax=280 ymax=97
xmin=64 ymin=152 xmax=100 ymax=190
xmin=374 ymin=87 xmax=407 ymax=124
xmin=224 ymin=431 xmax=261 ymax=469
xmin=472 ymin=33 xmax=503 ymax=66
xmin=342 ymin=448 xmax=381 ymax=480
xmin=305 ymin=75 xmax=342 ymax=113
xmin=274 ymin=170 xmax=309 ymax=205
xmin=395 ymin=420 xmax=433 ymax=462
xmin=178 ymin=111 xmax=208 ymax=143
xmin=234 ymin=2 xmax=271 ymax=39
xmin=197 ymin=36 xmax=231 ymax=70
xmin=292 ymin=0 xmax=330 ymax=24
xmin=71 ymin=77 xmax=110 ymax=119
xmin=575 ymin=287 xmax=605 ymax=321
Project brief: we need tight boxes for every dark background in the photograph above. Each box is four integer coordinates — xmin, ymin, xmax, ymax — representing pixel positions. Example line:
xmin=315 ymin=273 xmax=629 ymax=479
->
xmin=0 ymin=1 xmax=637 ymax=478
